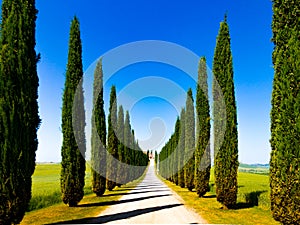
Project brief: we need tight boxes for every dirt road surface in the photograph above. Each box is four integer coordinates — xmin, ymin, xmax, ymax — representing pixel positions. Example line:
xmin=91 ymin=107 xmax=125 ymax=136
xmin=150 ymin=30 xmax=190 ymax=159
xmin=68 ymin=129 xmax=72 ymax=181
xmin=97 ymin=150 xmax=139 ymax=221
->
xmin=89 ymin=159 xmax=207 ymax=224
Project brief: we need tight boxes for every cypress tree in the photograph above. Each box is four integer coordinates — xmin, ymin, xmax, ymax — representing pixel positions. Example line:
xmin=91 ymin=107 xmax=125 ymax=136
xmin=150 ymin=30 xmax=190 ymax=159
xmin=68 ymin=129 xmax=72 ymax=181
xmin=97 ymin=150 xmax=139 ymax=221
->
xmin=0 ymin=0 xmax=40 ymax=223
xmin=195 ymin=57 xmax=211 ymax=197
xmin=159 ymin=135 xmax=170 ymax=179
xmin=60 ymin=16 xmax=86 ymax=207
xmin=159 ymin=118 xmax=180 ymax=182
xmin=185 ymin=88 xmax=195 ymax=191
xmin=178 ymin=108 xmax=186 ymax=188
xmin=213 ymin=15 xmax=238 ymax=208
xmin=124 ymin=111 xmax=132 ymax=183
xmin=269 ymin=0 xmax=300 ymax=223
xmin=130 ymin=129 xmax=136 ymax=181
xmin=91 ymin=59 xmax=107 ymax=196
xmin=107 ymin=85 xmax=118 ymax=190
xmin=116 ymin=105 xmax=125 ymax=186
xmin=168 ymin=137 xmax=172 ymax=181
xmin=173 ymin=118 xmax=180 ymax=185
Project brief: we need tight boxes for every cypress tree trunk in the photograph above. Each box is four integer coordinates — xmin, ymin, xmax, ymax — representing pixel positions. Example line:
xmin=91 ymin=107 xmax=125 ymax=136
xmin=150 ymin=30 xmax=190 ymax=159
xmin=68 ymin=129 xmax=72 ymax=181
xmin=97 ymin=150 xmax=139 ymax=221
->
xmin=213 ymin=15 xmax=238 ymax=208
xmin=61 ymin=16 xmax=86 ymax=207
xmin=195 ymin=57 xmax=211 ymax=197
xmin=91 ymin=59 xmax=107 ymax=196
xmin=178 ymin=108 xmax=186 ymax=188
xmin=0 ymin=0 xmax=40 ymax=223
xmin=184 ymin=88 xmax=195 ymax=191
xmin=270 ymin=0 xmax=300 ymax=223
xmin=107 ymin=86 xmax=118 ymax=191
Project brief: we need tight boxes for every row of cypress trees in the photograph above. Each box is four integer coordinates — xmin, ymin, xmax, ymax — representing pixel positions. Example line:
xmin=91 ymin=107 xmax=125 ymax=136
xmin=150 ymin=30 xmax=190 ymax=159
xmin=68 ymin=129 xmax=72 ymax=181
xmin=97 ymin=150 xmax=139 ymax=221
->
xmin=105 ymin=85 xmax=148 ymax=192
xmin=0 ymin=0 xmax=298 ymax=223
xmin=59 ymin=2 xmax=300 ymax=223
xmin=158 ymin=16 xmax=239 ymax=209
xmin=61 ymin=17 xmax=149 ymax=206
xmin=158 ymin=59 xmax=212 ymax=197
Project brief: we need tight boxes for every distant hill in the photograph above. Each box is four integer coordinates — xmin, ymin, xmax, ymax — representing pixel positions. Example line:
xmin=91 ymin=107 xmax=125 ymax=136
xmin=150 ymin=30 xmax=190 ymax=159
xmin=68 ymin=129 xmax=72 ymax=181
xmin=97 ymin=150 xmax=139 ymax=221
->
xmin=239 ymin=163 xmax=269 ymax=168
xmin=239 ymin=163 xmax=269 ymax=175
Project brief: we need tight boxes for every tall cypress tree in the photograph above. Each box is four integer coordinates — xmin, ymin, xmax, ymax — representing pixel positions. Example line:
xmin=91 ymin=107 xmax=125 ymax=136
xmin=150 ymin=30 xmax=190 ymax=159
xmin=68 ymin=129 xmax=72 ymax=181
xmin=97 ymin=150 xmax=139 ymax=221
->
xmin=130 ymin=129 xmax=136 ymax=181
xmin=195 ymin=57 xmax=211 ymax=197
xmin=159 ymin=118 xmax=180 ymax=183
xmin=270 ymin=0 xmax=300 ymax=223
xmin=124 ymin=111 xmax=132 ymax=183
xmin=213 ymin=15 xmax=238 ymax=208
xmin=116 ymin=105 xmax=125 ymax=186
xmin=60 ymin=16 xmax=86 ymax=207
xmin=184 ymin=88 xmax=195 ymax=191
xmin=173 ymin=118 xmax=180 ymax=185
xmin=0 ymin=0 xmax=40 ymax=223
xmin=107 ymin=85 xmax=118 ymax=190
xmin=91 ymin=59 xmax=107 ymax=196
xmin=178 ymin=108 xmax=186 ymax=188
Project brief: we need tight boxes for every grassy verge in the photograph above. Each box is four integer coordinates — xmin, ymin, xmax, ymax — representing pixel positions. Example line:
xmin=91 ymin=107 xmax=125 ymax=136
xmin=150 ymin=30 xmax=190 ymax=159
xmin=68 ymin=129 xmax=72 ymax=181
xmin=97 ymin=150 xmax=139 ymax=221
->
xmin=22 ymin=164 xmax=148 ymax=225
xmin=28 ymin=163 xmax=61 ymax=211
xmin=28 ymin=163 xmax=93 ymax=211
xmin=159 ymin=171 xmax=279 ymax=225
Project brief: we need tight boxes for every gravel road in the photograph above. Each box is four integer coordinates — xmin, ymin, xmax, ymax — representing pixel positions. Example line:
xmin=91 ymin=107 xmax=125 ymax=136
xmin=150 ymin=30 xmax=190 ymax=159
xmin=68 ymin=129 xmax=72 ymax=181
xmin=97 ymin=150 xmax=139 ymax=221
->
xmin=91 ymin=159 xmax=207 ymax=224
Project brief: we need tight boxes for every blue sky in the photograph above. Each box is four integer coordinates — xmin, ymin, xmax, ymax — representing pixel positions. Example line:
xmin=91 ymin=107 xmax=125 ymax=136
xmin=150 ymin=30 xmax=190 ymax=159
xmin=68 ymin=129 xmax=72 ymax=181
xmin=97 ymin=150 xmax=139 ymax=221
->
xmin=30 ymin=0 xmax=274 ymax=163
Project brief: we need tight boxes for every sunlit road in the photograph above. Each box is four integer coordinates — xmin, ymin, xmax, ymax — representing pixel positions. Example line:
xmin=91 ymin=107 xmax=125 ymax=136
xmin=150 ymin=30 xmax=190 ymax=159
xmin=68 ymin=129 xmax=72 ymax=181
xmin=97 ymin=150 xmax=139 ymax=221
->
xmin=91 ymin=159 xmax=207 ymax=224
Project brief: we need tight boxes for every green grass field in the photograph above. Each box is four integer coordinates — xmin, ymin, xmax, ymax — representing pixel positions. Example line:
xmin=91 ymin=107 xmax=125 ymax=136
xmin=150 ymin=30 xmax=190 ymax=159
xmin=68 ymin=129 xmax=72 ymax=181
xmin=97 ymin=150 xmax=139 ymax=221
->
xmin=161 ymin=168 xmax=279 ymax=225
xmin=28 ymin=163 xmax=61 ymax=211
xmin=28 ymin=163 xmax=92 ymax=211
xmin=22 ymin=163 xmax=147 ymax=225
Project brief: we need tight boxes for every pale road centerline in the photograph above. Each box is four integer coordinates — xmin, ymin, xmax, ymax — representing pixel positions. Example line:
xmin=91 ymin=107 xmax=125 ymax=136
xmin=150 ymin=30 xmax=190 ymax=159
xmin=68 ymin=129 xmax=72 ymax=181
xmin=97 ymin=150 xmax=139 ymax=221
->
xmin=93 ymin=159 xmax=208 ymax=224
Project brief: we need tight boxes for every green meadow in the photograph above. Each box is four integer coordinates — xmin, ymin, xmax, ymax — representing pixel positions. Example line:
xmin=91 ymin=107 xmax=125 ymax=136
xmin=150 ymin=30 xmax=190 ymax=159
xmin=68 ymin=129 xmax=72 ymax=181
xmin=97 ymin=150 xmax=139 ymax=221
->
xmin=161 ymin=168 xmax=279 ymax=225
xmin=28 ymin=163 xmax=92 ymax=211
xmin=28 ymin=163 xmax=61 ymax=211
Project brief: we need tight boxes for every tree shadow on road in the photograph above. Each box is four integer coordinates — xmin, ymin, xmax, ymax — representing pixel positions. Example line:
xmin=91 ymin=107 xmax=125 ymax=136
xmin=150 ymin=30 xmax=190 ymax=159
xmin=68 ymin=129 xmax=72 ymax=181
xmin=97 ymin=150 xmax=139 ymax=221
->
xmin=104 ymin=189 xmax=170 ymax=197
xmin=133 ymin=187 xmax=170 ymax=191
xmin=76 ymin=194 xmax=171 ymax=208
xmin=133 ymin=184 xmax=167 ymax=188
xmin=202 ymin=194 xmax=216 ymax=199
xmin=46 ymin=203 xmax=183 ymax=224
xmin=112 ymin=188 xmax=135 ymax=192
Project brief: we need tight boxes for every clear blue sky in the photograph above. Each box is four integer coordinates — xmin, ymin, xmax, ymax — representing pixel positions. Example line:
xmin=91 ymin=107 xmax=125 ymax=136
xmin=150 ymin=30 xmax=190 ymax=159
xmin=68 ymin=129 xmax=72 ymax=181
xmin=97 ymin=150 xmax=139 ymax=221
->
xmin=27 ymin=0 xmax=274 ymax=163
